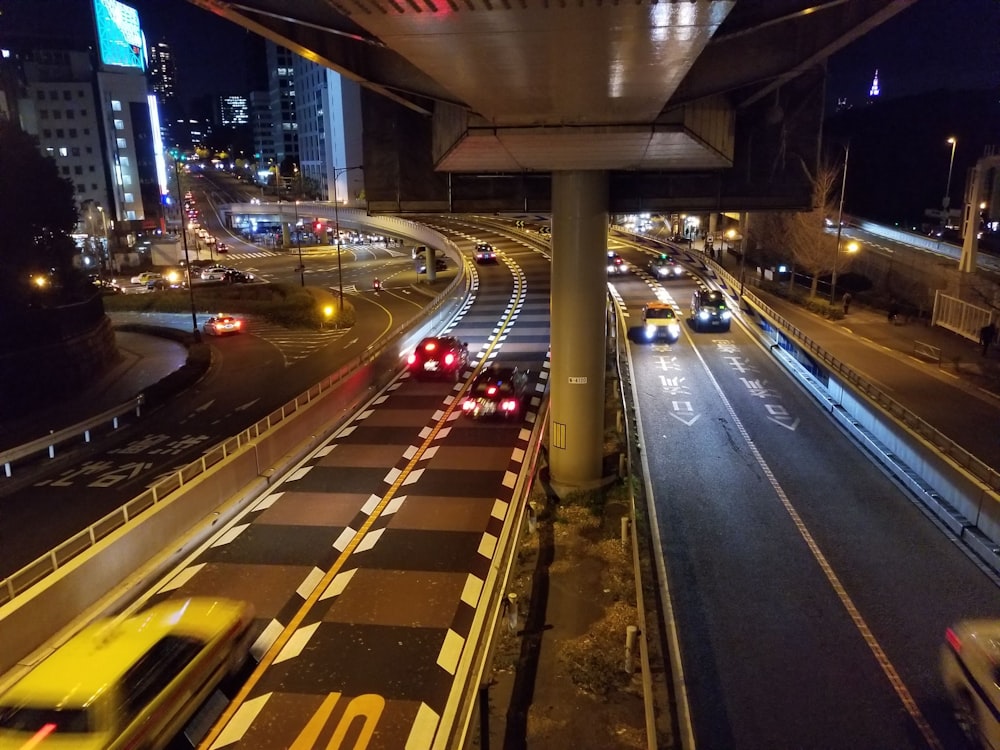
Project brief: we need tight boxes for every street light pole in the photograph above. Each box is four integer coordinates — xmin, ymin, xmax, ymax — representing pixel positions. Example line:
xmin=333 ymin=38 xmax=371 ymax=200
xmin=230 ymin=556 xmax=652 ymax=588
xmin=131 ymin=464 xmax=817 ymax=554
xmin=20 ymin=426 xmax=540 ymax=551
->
xmin=294 ymin=199 xmax=304 ymax=287
xmin=943 ymin=136 xmax=957 ymax=230
xmin=173 ymin=155 xmax=200 ymax=342
xmin=831 ymin=141 xmax=851 ymax=304
xmin=332 ymin=164 xmax=364 ymax=316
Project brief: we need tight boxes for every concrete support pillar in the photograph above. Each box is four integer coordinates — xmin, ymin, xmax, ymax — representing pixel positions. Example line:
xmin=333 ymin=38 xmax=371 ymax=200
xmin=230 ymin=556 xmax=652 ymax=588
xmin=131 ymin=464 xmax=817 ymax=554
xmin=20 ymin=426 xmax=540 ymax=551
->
xmin=549 ymin=171 xmax=608 ymax=494
xmin=708 ymin=212 xmax=718 ymax=242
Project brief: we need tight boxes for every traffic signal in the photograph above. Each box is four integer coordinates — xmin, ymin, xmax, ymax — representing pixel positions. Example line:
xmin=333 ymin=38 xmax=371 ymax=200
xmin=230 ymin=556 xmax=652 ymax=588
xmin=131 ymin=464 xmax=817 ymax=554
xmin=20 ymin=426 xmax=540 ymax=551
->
xmin=314 ymin=222 xmax=323 ymax=233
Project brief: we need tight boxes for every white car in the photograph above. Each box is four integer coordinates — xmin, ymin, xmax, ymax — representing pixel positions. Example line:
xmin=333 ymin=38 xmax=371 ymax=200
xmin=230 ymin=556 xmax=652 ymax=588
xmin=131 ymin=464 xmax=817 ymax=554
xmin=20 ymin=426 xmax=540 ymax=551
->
xmin=200 ymin=265 xmax=229 ymax=281
xmin=941 ymin=619 xmax=1000 ymax=747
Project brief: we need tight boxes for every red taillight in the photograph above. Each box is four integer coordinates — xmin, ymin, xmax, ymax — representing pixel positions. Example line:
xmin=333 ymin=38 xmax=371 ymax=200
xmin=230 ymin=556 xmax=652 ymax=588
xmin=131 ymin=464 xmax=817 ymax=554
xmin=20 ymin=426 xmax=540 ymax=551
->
xmin=487 ymin=385 xmax=498 ymax=396
xmin=462 ymin=399 xmax=475 ymax=411
xmin=425 ymin=341 xmax=437 ymax=351
xmin=407 ymin=353 xmax=417 ymax=365
xmin=234 ymin=320 xmax=242 ymax=328
xmin=945 ymin=627 xmax=962 ymax=653
xmin=501 ymin=399 xmax=517 ymax=411
xmin=444 ymin=353 xmax=455 ymax=366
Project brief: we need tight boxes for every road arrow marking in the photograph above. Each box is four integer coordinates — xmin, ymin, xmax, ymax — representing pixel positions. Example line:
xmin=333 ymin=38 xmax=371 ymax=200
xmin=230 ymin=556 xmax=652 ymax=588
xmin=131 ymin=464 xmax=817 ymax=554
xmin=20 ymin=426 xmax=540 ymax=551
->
xmin=669 ymin=413 xmax=700 ymax=426
xmin=235 ymin=398 xmax=261 ymax=412
xmin=194 ymin=399 xmax=215 ymax=412
xmin=768 ymin=416 xmax=800 ymax=431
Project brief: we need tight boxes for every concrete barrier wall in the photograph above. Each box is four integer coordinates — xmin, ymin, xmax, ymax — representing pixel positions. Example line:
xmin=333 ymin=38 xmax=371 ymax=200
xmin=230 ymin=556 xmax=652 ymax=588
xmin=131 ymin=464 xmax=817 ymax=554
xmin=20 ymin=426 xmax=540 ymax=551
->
xmin=744 ymin=299 xmax=1000 ymax=571
xmin=0 ymin=233 xmax=469 ymax=677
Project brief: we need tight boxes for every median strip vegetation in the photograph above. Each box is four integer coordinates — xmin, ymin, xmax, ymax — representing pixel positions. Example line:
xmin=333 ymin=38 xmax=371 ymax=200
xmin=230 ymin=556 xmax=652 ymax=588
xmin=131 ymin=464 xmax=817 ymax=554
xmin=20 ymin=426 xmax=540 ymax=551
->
xmin=102 ymin=282 xmax=355 ymax=329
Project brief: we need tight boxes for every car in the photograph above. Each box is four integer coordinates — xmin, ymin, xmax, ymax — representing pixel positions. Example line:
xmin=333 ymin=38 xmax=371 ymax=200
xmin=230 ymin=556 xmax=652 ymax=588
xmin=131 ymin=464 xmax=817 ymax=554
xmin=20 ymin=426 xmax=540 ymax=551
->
xmin=203 ymin=313 xmax=243 ymax=336
xmin=641 ymin=301 xmax=681 ymax=343
xmin=130 ymin=271 xmax=162 ymax=286
xmin=691 ymin=289 xmax=732 ymax=332
xmin=461 ymin=365 xmax=529 ymax=419
xmin=147 ymin=269 xmax=185 ymax=290
xmin=216 ymin=242 xmax=229 ymax=253
xmin=200 ymin=265 xmax=230 ymax=281
xmin=648 ymin=254 xmax=685 ymax=280
xmin=223 ymin=269 xmax=254 ymax=284
xmin=407 ymin=336 xmax=469 ymax=380
xmin=941 ymin=619 xmax=1000 ymax=748
xmin=474 ymin=242 xmax=498 ymax=264
xmin=415 ymin=254 xmax=447 ymax=274
xmin=607 ymin=251 xmax=628 ymax=275
xmin=0 ymin=597 xmax=254 ymax=750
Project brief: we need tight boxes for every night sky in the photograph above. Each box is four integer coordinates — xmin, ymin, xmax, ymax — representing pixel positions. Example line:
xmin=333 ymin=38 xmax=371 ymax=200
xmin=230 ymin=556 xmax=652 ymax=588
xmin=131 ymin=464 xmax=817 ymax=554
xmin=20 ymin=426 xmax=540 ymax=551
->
xmin=1 ymin=0 xmax=996 ymax=107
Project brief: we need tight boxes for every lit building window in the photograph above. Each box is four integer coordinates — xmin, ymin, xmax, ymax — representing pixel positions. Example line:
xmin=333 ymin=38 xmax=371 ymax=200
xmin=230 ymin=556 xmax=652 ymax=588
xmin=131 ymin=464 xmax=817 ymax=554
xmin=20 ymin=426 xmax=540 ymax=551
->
xmin=111 ymin=100 xmax=122 ymax=111
xmin=114 ymin=119 xmax=125 ymax=130
xmin=117 ymin=138 xmax=127 ymax=148
xmin=58 ymin=147 xmax=68 ymax=156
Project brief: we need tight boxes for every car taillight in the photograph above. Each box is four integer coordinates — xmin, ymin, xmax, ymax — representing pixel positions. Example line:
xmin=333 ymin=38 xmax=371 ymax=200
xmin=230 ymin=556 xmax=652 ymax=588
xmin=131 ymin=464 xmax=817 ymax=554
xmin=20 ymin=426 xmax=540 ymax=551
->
xmin=945 ymin=627 xmax=962 ymax=653
xmin=425 ymin=341 xmax=437 ymax=351
xmin=234 ymin=320 xmax=242 ymax=328
xmin=487 ymin=385 xmax=498 ymax=396
xmin=407 ymin=353 xmax=417 ymax=365
xmin=501 ymin=399 xmax=517 ymax=411
xmin=444 ymin=353 xmax=455 ymax=366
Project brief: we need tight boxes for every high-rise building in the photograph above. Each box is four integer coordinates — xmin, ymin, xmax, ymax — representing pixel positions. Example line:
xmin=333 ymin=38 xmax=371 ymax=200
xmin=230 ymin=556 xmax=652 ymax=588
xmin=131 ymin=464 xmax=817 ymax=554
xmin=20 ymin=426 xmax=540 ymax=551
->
xmin=265 ymin=40 xmax=298 ymax=168
xmin=294 ymin=58 xmax=363 ymax=203
xmin=249 ymin=90 xmax=274 ymax=164
xmin=218 ymin=94 xmax=249 ymax=126
xmin=148 ymin=41 xmax=176 ymax=107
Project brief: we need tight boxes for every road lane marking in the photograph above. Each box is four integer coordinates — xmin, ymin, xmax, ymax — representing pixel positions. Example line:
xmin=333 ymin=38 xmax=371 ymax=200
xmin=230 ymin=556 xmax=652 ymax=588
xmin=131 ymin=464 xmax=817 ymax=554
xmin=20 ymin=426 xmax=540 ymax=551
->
xmin=689 ymin=340 xmax=945 ymax=750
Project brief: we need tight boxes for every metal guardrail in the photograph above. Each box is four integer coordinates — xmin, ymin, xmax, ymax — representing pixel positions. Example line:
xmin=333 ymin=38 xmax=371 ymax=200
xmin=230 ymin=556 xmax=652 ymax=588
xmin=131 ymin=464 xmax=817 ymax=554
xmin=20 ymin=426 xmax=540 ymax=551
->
xmin=1 ymin=395 xmax=145 ymax=478
xmin=0 ymin=231 xmax=470 ymax=607
xmin=700 ymin=256 xmax=1000 ymax=495
xmin=610 ymin=298 xmax=660 ymax=748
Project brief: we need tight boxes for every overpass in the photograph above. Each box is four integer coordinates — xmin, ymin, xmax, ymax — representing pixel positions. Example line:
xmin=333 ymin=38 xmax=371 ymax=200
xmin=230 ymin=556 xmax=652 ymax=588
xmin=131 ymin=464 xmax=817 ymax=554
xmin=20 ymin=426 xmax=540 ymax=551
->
xmin=189 ymin=0 xmax=915 ymax=491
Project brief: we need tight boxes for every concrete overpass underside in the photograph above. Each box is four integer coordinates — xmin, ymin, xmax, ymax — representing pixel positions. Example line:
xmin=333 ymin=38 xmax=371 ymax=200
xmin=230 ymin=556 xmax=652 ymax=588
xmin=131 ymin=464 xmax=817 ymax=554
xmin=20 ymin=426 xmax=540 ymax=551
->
xmin=190 ymin=0 xmax=914 ymax=489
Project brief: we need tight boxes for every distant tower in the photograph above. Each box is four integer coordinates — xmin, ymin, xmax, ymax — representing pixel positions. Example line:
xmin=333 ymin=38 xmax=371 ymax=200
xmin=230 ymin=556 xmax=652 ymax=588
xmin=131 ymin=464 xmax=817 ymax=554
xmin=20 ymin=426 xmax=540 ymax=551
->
xmin=867 ymin=68 xmax=880 ymax=103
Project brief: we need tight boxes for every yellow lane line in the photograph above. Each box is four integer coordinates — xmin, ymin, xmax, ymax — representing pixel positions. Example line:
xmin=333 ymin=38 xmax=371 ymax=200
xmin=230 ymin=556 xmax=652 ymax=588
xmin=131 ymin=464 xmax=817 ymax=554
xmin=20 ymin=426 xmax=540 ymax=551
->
xmin=199 ymin=256 xmax=526 ymax=750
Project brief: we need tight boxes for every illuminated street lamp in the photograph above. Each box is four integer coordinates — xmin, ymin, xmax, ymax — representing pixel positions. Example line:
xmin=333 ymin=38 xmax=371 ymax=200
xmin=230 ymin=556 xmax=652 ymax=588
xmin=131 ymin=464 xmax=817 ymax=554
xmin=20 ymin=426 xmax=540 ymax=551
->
xmin=942 ymin=137 xmax=957 ymax=229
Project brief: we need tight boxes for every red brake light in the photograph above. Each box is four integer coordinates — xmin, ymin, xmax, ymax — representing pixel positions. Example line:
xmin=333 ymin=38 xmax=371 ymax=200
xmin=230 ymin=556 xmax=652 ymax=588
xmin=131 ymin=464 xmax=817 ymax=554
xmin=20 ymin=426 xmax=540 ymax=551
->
xmin=444 ymin=353 xmax=455 ymax=366
xmin=487 ymin=385 xmax=498 ymax=396
xmin=945 ymin=627 xmax=962 ymax=653
xmin=425 ymin=341 xmax=437 ymax=351
xmin=407 ymin=353 xmax=417 ymax=365
xmin=501 ymin=399 xmax=517 ymax=411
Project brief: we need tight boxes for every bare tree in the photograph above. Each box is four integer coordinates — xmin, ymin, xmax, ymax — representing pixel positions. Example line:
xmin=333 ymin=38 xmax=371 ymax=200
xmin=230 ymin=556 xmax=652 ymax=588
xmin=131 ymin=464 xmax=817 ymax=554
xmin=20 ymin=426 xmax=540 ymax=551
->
xmin=752 ymin=159 xmax=845 ymax=298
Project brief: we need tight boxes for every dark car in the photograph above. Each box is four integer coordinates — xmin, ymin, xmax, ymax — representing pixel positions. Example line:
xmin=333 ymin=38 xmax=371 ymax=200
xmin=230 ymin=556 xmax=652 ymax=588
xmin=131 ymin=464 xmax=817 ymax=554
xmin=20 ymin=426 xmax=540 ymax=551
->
xmin=648 ymin=254 xmax=685 ymax=280
xmin=407 ymin=336 xmax=469 ymax=380
xmin=223 ymin=269 xmax=254 ymax=284
xmin=415 ymin=253 xmax=447 ymax=274
xmin=474 ymin=243 xmax=498 ymax=264
xmin=691 ymin=289 xmax=732 ymax=332
xmin=461 ymin=365 xmax=530 ymax=419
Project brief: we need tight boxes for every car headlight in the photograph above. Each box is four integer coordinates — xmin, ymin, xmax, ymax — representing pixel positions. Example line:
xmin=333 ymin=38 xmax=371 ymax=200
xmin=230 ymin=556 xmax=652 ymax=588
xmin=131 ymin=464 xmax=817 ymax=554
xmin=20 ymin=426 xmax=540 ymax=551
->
xmin=698 ymin=310 xmax=709 ymax=320
xmin=657 ymin=268 xmax=668 ymax=277
xmin=645 ymin=324 xmax=657 ymax=338
xmin=608 ymin=264 xmax=616 ymax=273
xmin=721 ymin=310 xmax=732 ymax=321
xmin=668 ymin=323 xmax=680 ymax=336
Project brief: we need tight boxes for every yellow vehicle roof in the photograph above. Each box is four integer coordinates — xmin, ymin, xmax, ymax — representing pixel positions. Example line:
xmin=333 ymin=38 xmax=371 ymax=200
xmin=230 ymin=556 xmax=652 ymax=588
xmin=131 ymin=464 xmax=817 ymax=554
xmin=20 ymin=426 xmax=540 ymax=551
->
xmin=0 ymin=599 xmax=249 ymax=708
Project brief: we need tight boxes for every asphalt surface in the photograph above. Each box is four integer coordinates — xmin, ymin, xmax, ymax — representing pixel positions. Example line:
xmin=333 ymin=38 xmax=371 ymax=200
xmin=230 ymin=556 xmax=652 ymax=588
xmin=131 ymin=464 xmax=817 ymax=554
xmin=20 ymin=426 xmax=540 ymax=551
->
xmin=5 ymin=222 xmax=1000 ymax=749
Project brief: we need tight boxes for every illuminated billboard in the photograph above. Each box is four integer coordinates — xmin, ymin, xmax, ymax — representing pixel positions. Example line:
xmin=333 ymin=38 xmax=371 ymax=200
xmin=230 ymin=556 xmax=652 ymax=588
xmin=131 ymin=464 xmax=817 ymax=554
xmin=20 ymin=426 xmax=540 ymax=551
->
xmin=93 ymin=0 xmax=147 ymax=72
